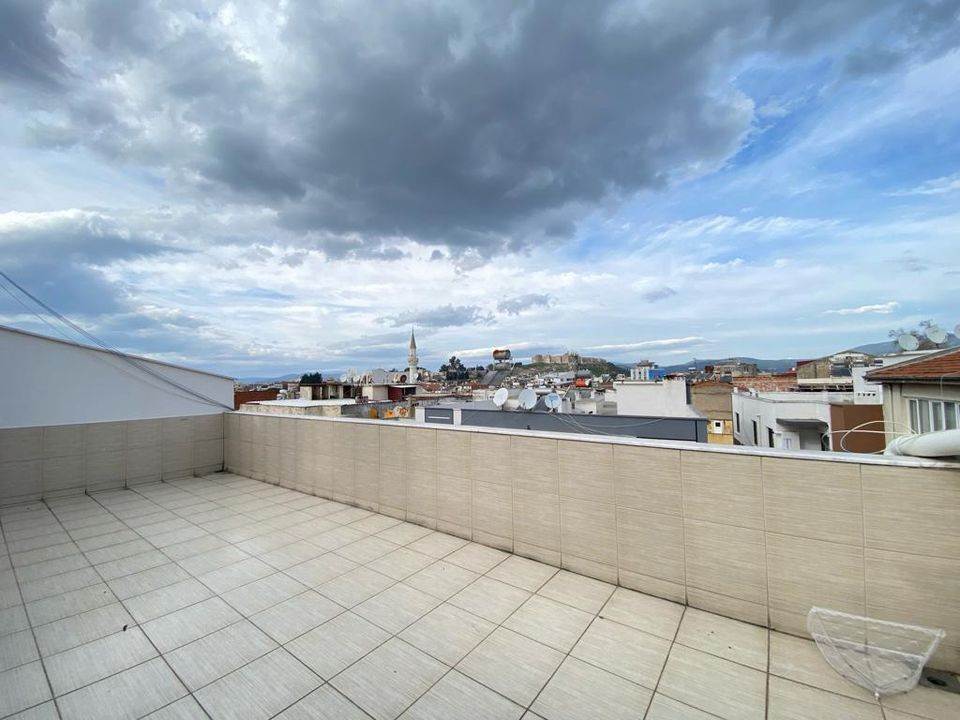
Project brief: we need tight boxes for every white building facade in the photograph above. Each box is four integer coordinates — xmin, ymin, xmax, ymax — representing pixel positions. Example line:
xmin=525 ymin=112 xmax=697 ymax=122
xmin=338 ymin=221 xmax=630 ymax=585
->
xmin=0 ymin=326 xmax=233 ymax=428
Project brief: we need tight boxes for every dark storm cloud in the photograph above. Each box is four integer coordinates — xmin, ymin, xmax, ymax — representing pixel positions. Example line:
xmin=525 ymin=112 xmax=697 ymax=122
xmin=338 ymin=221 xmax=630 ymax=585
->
xmin=4 ymin=0 xmax=957 ymax=260
xmin=0 ymin=0 xmax=68 ymax=88
xmin=497 ymin=293 xmax=554 ymax=315
xmin=379 ymin=304 xmax=494 ymax=329
xmin=0 ymin=212 xmax=178 ymax=316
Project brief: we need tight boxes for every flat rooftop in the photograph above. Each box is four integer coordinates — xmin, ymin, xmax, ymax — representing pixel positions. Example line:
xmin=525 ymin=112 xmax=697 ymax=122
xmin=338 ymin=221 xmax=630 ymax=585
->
xmin=1 ymin=474 xmax=957 ymax=720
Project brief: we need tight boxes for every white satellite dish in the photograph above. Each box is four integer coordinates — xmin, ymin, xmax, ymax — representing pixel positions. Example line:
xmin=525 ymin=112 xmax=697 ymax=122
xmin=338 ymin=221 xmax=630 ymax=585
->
xmin=925 ymin=325 xmax=947 ymax=345
xmin=897 ymin=333 xmax=919 ymax=351
xmin=492 ymin=388 xmax=509 ymax=408
xmin=518 ymin=388 xmax=537 ymax=410
xmin=544 ymin=392 xmax=561 ymax=411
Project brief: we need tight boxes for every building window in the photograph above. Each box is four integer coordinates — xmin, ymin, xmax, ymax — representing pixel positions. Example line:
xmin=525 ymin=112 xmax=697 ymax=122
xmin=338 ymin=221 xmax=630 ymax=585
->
xmin=735 ymin=412 xmax=741 ymax=433
xmin=909 ymin=398 xmax=959 ymax=433
xmin=752 ymin=420 xmax=758 ymax=445
xmin=767 ymin=427 xmax=775 ymax=448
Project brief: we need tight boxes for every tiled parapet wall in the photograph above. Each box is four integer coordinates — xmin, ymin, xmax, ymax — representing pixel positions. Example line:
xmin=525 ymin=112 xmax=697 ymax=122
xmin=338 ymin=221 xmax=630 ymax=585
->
xmin=0 ymin=414 xmax=224 ymax=505
xmin=223 ymin=411 xmax=960 ymax=672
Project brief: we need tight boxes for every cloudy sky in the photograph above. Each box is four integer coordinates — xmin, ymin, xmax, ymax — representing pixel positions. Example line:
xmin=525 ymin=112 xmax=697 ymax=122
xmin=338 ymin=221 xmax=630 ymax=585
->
xmin=1 ymin=0 xmax=959 ymax=378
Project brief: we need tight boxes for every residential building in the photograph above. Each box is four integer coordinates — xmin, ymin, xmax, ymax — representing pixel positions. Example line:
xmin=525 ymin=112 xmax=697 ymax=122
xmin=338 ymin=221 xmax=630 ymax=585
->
xmin=731 ymin=389 xmax=884 ymax=452
xmin=629 ymin=360 xmax=664 ymax=381
xmin=610 ymin=378 xmax=699 ymax=418
xmin=866 ymin=346 xmax=960 ymax=436
xmin=710 ymin=359 xmax=760 ymax=377
xmin=690 ymin=380 xmax=734 ymax=444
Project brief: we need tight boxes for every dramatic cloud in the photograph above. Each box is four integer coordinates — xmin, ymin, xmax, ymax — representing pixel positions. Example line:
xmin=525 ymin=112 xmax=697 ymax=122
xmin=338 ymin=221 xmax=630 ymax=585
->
xmin=379 ymin=304 xmax=494 ymax=329
xmin=497 ymin=293 xmax=554 ymax=315
xmin=823 ymin=302 xmax=900 ymax=316
xmin=1 ymin=1 xmax=959 ymax=375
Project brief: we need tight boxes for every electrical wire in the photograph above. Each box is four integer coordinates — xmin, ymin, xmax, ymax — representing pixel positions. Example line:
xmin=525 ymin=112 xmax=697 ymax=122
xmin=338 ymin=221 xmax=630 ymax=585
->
xmin=0 ymin=270 xmax=233 ymax=410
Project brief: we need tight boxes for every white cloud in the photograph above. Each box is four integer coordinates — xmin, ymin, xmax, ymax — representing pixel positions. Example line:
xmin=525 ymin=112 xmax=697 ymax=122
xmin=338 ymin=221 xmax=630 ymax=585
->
xmin=823 ymin=302 xmax=900 ymax=316
xmin=585 ymin=337 xmax=707 ymax=352
xmin=888 ymin=174 xmax=960 ymax=197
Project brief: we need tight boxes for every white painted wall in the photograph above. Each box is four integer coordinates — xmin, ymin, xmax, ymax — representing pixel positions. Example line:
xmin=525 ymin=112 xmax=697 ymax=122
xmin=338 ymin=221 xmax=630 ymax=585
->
xmin=0 ymin=326 xmax=234 ymax=428
xmin=612 ymin=379 xmax=697 ymax=417
xmin=732 ymin=391 xmax=832 ymax=450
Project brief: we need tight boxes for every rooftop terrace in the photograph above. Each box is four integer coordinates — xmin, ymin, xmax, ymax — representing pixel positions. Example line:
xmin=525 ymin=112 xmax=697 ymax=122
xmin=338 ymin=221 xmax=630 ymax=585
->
xmin=2 ymin=473 xmax=958 ymax=720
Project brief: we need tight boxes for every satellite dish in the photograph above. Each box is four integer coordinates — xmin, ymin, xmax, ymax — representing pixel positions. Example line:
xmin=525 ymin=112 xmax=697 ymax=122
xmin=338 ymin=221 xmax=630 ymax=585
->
xmin=955 ymin=323 xmax=960 ymax=339
xmin=518 ymin=388 xmax=537 ymax=410
xmin=544 ymin=392 xmax=561 ymax=411
xmin=897 ymin=333 xmax=919 ymax=351
xmin=492 ymin=388 xmax=509 ymax=408
xmin=925 ymin=325 xmax=947 ymax=345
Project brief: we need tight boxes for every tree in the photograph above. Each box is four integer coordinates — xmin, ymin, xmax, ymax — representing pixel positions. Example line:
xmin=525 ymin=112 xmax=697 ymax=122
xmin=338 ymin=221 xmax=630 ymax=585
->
xmin=888 ymin=320 xmax=942 ymax=350
xmin=300 ymin=371 xmax=323 ymax=384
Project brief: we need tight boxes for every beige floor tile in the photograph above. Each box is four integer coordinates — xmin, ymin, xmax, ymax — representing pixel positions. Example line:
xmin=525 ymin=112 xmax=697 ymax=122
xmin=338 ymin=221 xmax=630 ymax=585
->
xmin=375 ymin=522 xmax=434 ymax=546
xmin=537 ymin=570 xmax=615 ymax=613
xmin=195 ymin=648 xmax=321 ymax=720
xmin=32 ymin=601 xmax=133 ymax=657
xmin=676 ymin=608 xmax=768 ymax=671
xmin=768 ymin=632 xmax=879 ymax=704
xmin=406 ymin=531 xmax=469 ymax=559
xmin=0 ymin=661 xmax=51 ymax=717
xmin=881 ymin=684 xmax=960 ymax=720
xmin=317 ymin=567 xmax=396 ymax=608
xmin=503 ymin=595 xmax=593 ymax=652
xmin=56 ymin=658 xmax=187 ymax=720
xmin=405 ymin=561 xmax=479 ymax=600
xmin=332 ymin=638 xmax=447 ymax=720
xmin=646 ymin=693 xmax=722 ymax=719
xmin=0 ymin=629 xmax=39 ymax=672
xmin=286 ymin=611 xmax=390 ymax=679
xmin=571 ymin=617 xmax=672 ymax=689
xmin=44 ymin=627 xmax=156 ymax=696
xmin=221 ymin=572 xmax=307 ymax=616
xmin=449 ymin=577 xmax=530 ymax=623
xmin=142 ymin=597 xmax=242 ymax=653
xmin=354 ymin=582 xmax=440 ymax=634
xmin=164 ymin=619 xmax=276 ymax=691
xmin=658 ymin=645 xmax=766 ymax=720
xmin=457 ymin=627 xmax=564 ymax=707
xmin=401 ymin=603 xmax=496 ymax=665
xmin=275 ymin=685 xmax=370 ymax=719
xmin=445 ymin=543 xmax=509 ymax=574
xmin=284 ymin=553 xmax=358 ymax=588
xmin=600 ymin=587 xmax=684 ymax=640
xmin=366 ymin=547 xmax=436 ymax=580
xmin=249 ymin=590 xmax=343 ymax=644
xmin=401 ymin=669 xmax=523 ymax=720
xmin=334 ymin=536 xmax=400 ymax=565
xmin=532 ymin=656 xmax=652 ymax=720
xmin=486 ymin=554 xmax=558 ymax=592
xmin=125 ymin=577 xmax=214 ymax=623
xmin=768 ymin=676 xmax=881 ymax=720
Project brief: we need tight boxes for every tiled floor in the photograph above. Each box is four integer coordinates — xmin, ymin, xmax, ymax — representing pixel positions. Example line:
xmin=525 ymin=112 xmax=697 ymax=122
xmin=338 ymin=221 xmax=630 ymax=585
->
xmin=0 ymin=473 xmax=957 ymax=720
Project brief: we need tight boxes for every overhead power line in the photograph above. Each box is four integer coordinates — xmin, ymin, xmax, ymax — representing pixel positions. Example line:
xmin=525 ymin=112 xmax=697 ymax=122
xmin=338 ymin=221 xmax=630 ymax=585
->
xmin=0 ymin=270 xmax=233 ymax=411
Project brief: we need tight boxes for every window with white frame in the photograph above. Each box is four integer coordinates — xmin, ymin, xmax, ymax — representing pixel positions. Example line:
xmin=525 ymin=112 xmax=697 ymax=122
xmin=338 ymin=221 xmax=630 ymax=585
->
xmin=908 ymin=398 xmax=959 ymax=433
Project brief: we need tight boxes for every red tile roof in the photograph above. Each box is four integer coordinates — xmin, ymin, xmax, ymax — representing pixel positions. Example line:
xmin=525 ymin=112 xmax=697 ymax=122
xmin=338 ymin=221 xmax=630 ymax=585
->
xmin=865 ymin=347 xmax=960 ymax=382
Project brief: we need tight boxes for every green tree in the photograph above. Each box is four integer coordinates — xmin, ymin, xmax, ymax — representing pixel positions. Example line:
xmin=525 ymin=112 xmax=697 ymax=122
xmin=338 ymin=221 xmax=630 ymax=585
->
xmin=300 ymin=371 xmax=323 ymax=384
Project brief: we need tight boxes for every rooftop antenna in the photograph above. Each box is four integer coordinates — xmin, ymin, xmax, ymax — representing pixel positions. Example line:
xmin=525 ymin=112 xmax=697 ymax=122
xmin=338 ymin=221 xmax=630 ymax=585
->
xmin=896 ymin=333 xmax=919 ymax=352
xmin=925 ymin=325 xmax=947 ymax=345
xmin=544 ymin=392 xmax=561 ymax=412
xmin=492 ymin=387 xmax=509 ymax=409
xmin=518 ymin=387 xmax=537 ymax=410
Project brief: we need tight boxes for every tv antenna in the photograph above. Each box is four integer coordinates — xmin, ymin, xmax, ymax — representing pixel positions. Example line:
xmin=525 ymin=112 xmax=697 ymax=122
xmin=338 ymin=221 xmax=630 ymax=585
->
xmin=518 ymin=388 xmax=537 ymax=410
xmin=925 ymin=325 xmax=947 ymax=345
xmin=896 ymin=333 xmax=919 ymax=352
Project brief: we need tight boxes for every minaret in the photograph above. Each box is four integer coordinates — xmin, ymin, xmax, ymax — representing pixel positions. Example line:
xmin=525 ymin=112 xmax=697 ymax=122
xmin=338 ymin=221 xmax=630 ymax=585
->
xmin=407 ymin=328 xmax=418 ymax=382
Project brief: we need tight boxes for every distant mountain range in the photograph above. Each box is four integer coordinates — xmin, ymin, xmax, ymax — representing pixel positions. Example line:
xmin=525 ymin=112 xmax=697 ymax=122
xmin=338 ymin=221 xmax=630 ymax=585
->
xmin=658 ymin=357 xmax=799 ymax=374
xmin=847 ymin=334 xmax=959 ymax=355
